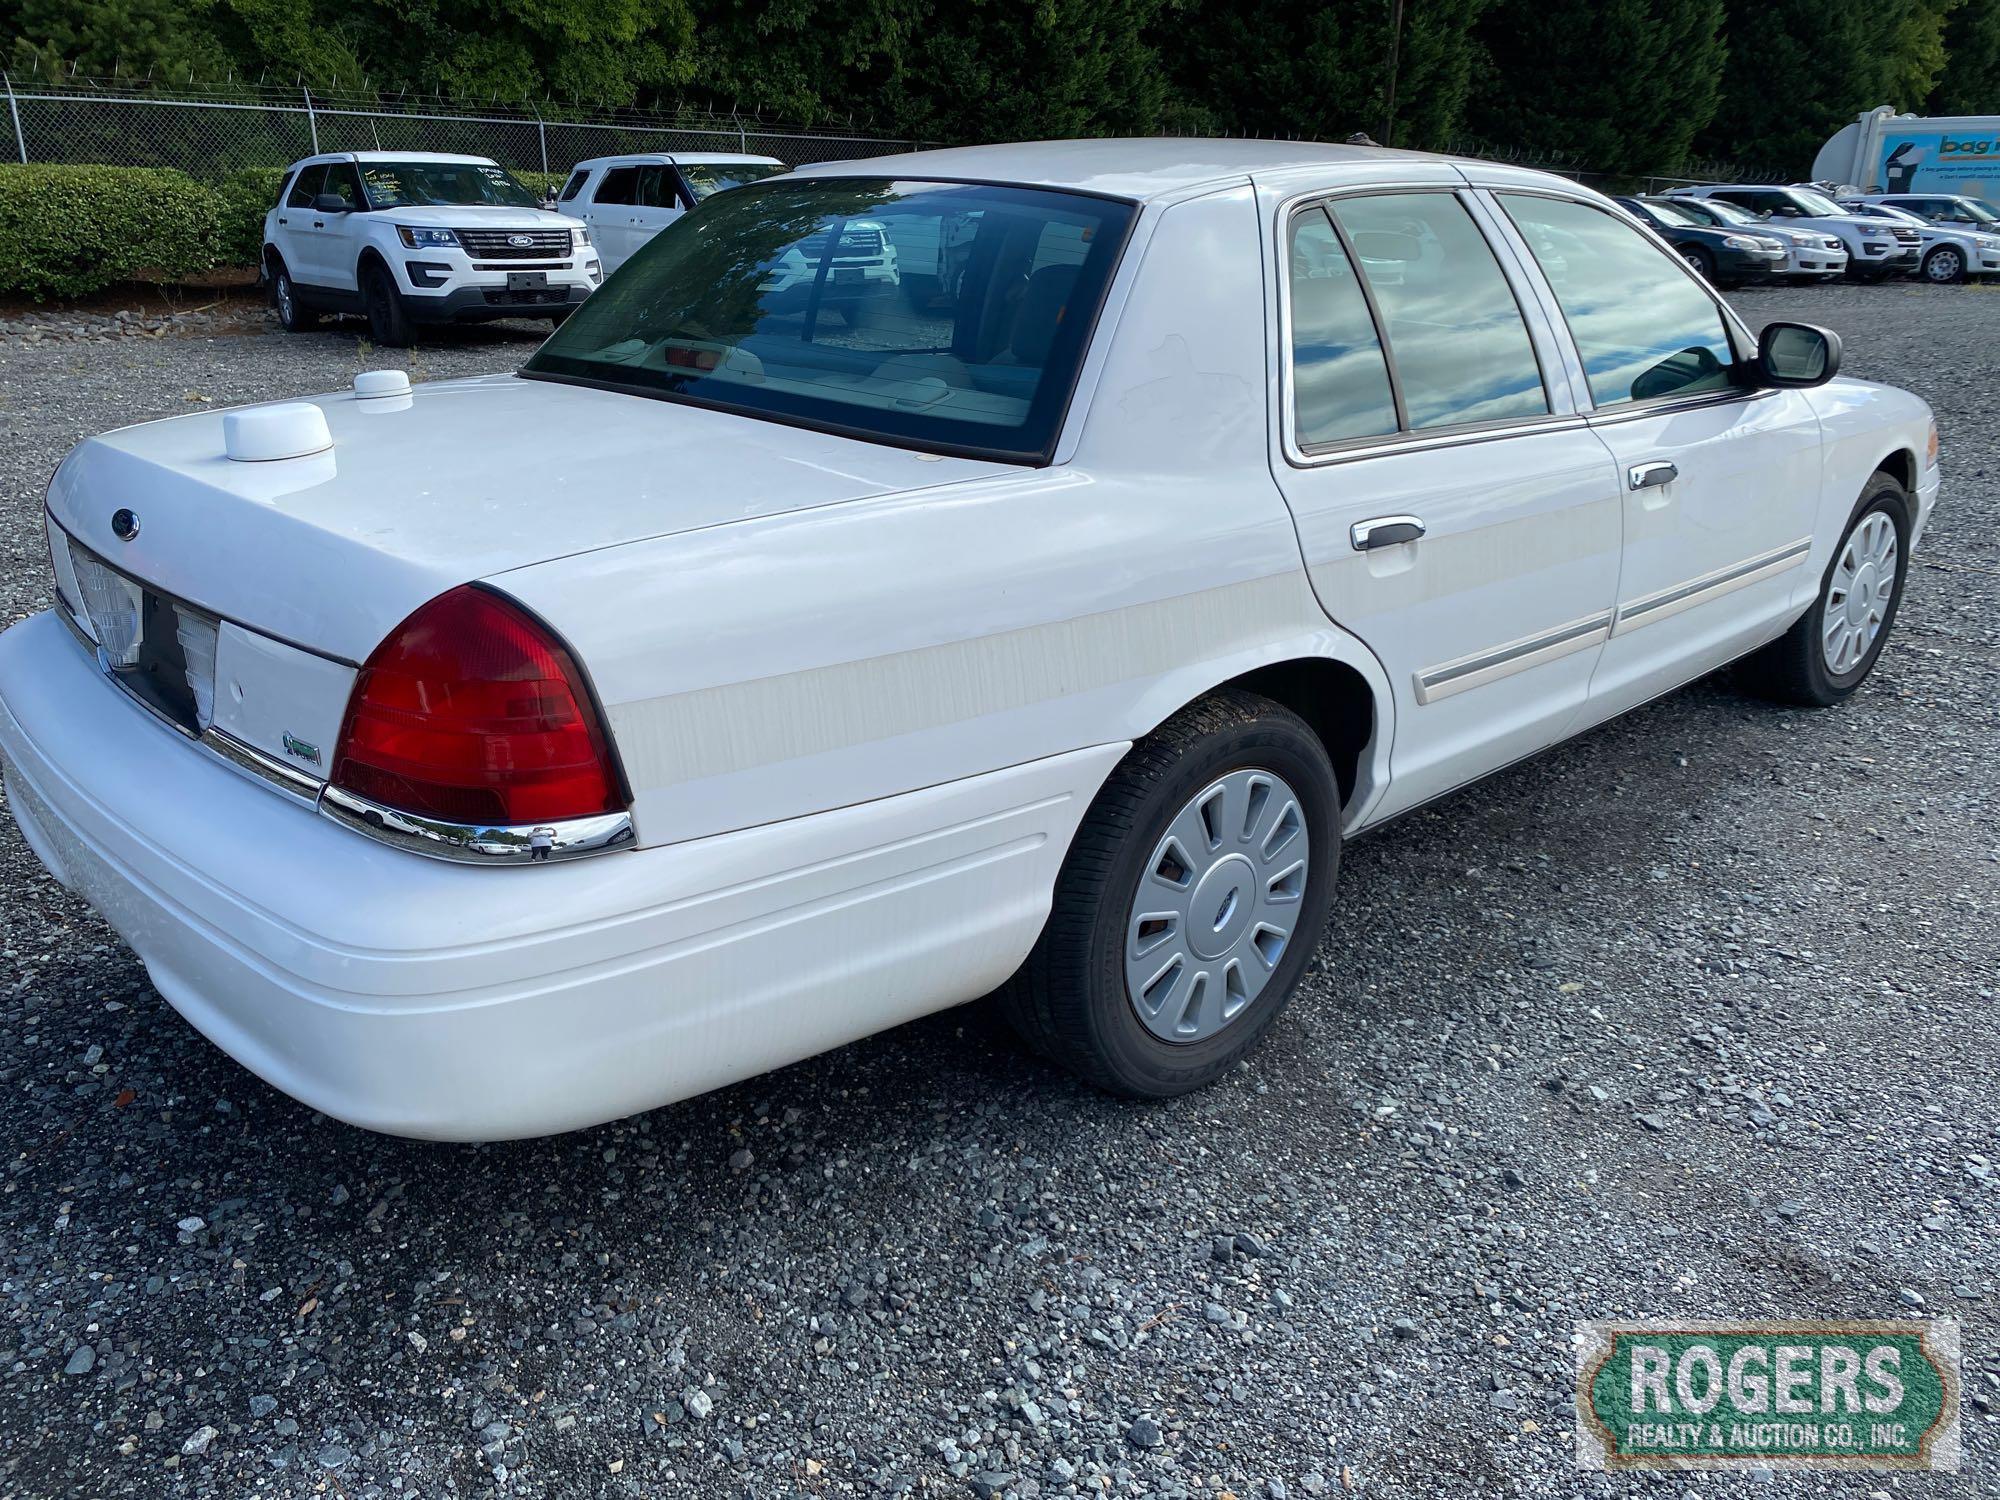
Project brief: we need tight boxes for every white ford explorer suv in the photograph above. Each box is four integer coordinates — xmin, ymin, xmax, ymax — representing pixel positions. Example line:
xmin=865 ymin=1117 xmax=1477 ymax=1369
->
xmin=555 ymin=153 xmax=787 ymax=274
xmin=1666 ymin=183 xmax=1920 ymax=280
xmin=2 ymin=141 xmax=1941 ymax=1139
xmin=1844 ymin=194 xmax=2000 ymax=282
xmin=263 ymin=152 xmax=602 ymax=345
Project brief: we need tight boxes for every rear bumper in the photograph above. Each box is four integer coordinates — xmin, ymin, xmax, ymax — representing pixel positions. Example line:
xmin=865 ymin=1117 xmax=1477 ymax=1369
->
xmin=0 ymin=611 xmax=1113 ymax=1139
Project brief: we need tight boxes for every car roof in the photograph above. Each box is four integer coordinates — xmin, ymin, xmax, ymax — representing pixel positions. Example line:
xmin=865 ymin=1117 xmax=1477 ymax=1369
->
xmin=787 ymin=137 xmax=1483 ymax=202
xmin=572 ymin=152 xmax=785 ymax=169
xmin=292 ymin=151 xmax=500 ymax=168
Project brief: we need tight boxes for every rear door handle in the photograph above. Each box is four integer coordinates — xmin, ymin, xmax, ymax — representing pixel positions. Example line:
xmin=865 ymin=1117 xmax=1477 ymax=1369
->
xmin=1350 ymin=515 xmax=1426 ymax=551
xmin=1629 ymin=461 xmax=1678 ymax=490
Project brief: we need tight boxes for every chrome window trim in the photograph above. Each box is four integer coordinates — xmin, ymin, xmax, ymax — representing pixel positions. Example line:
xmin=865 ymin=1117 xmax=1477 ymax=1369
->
xmin=1413 ymin=610 xmax=1614 ymax=705
xmin=47 ymin=518 xmax=635 ymax=866
xmin=1274 ymin=182 xmax=1568 ymax=470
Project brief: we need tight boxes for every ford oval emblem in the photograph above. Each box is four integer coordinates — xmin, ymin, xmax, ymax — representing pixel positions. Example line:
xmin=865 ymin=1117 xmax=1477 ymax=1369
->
xmin=111 ymin=507 xmax=140 ymax=541
xmin=507 ymin=233 xmax=534 ymax=248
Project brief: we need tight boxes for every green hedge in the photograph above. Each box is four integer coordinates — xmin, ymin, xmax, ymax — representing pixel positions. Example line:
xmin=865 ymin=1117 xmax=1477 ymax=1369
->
xmin=215 ymin=166 xmax=289 ymax=267
xmin=0 ymin=164 xmax=222 ymax=299
xmin=0 ymin=161 xmax=572 ymax=300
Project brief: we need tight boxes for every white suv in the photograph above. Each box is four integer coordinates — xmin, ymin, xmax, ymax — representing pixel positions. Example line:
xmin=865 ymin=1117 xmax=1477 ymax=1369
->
xmin=263 ymin=152 xmax=602 ymax=345
xmin=1845 ymin=194 xmax=2000 ymax=282
xmin=1667 ymin=184 xmax=1921 ymax=281
xmin=555 ymin=153 xmax=786 ymax=274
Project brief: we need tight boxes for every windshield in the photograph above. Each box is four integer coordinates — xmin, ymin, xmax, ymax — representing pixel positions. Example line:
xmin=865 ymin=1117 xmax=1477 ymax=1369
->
xmin=1786 ymin=188 xmax=1844 ymax=217
xmin=681 ymin=162 xmax=789 ymax=201
xmin=1689 ymin=198 xmax=1760 ymax=228
xmin=359 ymin=160 xmax=540 ymax=210
xmin=1643 ymin=199 xmax=1700 ymax=228
xmin=1952 ymin=198 xmax=2000 ymax=224
xmin=525 ymin=177 xmax=1134 ymax=462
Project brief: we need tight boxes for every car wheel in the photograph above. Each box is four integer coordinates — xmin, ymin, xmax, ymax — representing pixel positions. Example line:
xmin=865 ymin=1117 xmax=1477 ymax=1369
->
xmin=1002 ymin=689 xmax=1342 ymax=1097
xmin=1922 ymin=246 xmax=1965 ymax=283
xmin=1681 ymin=246 xmax=1715 ymax=281
xmin=362 ymin=263 xmax=415 ymax=348
xmin=1739 ymin=473 xmax=1910 ymax=707
xmin=271 ymin=265 xmax=318 ymax=332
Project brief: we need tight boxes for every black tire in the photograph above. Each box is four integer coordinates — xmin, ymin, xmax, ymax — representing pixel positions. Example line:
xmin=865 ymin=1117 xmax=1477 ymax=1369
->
xmin=1921 ymin=245 xmax=1965 ymax=284
xmin=1001 ymin=689 xmax=1342 ymax=1097
xmin=1680 ymin=245 xmax=1715 ymax=282
xmin=362 ymin=262 xmax=415 ymax=347
xmin=1739 ymin=473 xmax=1911 ymax=707
xmin=270 ymin=263 xmax=318 ymax=332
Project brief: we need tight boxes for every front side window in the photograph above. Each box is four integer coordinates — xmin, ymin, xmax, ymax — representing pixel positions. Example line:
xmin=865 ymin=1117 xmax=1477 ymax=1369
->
xmin=1286 ymin=209 xmax=1397 ymax=446
xmin=634 ymin=166 xmax=681 ymax=210
xmin=524 ymin=178 xmax=1133 ymax=462
xmin=323 ymin=164 xmax=365 ymax=210
xmin=680 ymin=162 xmax=789 ymax=201
xmin=594 ymin=167 xmax=638 ymax=205
xmin=1501 ymin=195 xmax=1736 ymax=408
xmin=357 ymin=160 xmax=539 ymax=210
xmin=287 ymin=165 xmax=326 ymax=208
xmin=559 ymin=169 xmax=589 ymax=202
xmin=1327 ymin=192 xmax=1548 ymax=430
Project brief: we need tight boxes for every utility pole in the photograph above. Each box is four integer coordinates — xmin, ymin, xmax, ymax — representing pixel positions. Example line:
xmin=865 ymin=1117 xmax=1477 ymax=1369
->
xmin=1382 ymin=0 xmax=1406 ymax=148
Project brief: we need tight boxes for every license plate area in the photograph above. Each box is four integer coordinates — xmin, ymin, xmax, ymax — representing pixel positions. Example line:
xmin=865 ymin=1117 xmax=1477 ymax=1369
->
xmin=507 ymin=271 xmax=548 ymax=291
xmin=63 ymin=538 xmax=218 ymax=736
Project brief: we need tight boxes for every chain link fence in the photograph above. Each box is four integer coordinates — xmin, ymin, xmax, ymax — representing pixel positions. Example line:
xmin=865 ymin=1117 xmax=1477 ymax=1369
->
xmin=0 ymin=78 xmax=926 ymax=180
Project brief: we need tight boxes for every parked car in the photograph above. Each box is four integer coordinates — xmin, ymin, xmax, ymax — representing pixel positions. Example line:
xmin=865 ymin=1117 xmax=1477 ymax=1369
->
xmin=1655 ymin=196 xmax=1850 ymax=281
xmin=1611 ymin=195 xmax=1787 ymax=285
xmin=2 ymin=141 xmax=1939 ymax=1139
xmin=1844 ymin=194 xmax=2000 ymax=282
xmin=556 ymin=153 xmax=787 ymax=273
xmin=1666 ymin=183 xmax=1921 ymax=280
xmin=263 ymin=152 xmax=601 ymax=346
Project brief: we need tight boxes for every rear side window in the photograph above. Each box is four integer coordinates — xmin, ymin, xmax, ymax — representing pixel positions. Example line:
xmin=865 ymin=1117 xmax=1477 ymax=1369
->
xmin=1327 ymin=192 xmax=1548 ymax=430
xmin=1500 ymin=195 xmax=1735 ymax=408
xmin=1286 ymin=209 xmax=1398 ymax=446
xmin=287 ymin=165 xmax=326 ymax=208
xmin=559 ymin=169 xmax=589 ymax=201
xmin=594 ymin=167 xmax=638 ymax=205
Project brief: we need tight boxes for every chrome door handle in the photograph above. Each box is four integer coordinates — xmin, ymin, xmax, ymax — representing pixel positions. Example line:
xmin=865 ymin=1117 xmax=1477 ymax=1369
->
xmin=1350 ymin=515 xmax=1426 ymax=551
xmin=1629 ymin=461 xmax=1678 ymax=491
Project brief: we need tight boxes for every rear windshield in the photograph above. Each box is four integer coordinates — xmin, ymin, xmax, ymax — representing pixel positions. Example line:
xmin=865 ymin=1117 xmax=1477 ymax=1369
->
xmin=524 ymin=178 xmax=1134 ymax=462
xmin=680 ymin=162 xmax=789 ymax=200
xmin=359 ymin=160 xmax=540 ymax=210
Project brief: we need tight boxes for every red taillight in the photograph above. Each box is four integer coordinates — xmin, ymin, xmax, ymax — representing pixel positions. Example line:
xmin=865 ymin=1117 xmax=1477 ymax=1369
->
xmin=332 ymin=586 xmax=624 ymax=827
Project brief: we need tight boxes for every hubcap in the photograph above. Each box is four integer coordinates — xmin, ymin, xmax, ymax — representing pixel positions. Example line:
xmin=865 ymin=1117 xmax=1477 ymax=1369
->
xmin=277 ymin=276 xmax=293 ymax=320
xmin=1125 ymin=768 xmax=1310 ymax=1044
xmin=1822 ymin=511 xmax=1897 ymax=674
xmin=1928 ymin=250 xmax=1960 ymax=281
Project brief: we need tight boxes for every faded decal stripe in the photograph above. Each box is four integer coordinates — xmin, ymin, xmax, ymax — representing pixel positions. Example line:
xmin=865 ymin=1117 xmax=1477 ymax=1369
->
xmin=1614 ymin=537 xmax=1812 ymax=633
xmin=1413 ymin=610 xmax=1614 ymax=705
xmin=607 ymin=573 xmax=1319 ymax=784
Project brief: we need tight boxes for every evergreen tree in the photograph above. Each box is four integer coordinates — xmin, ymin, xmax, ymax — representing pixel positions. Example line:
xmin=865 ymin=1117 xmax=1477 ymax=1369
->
xmin=1465 ymin=0 xmax=1725 ymax=174
xmin=1158 ymin=0 xmax=1490 ymax=151
xmin=1930 ymin=0 xmax=2000 ymax=114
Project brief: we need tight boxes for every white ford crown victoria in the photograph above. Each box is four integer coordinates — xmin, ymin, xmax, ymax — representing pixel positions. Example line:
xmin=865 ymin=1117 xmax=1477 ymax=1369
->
xmin=0 ymin=141 xmax=1940 ymax=1139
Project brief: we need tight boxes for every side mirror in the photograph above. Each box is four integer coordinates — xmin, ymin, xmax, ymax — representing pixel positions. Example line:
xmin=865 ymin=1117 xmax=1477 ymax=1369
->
xmin=1756 ymin=322 xmax=1841 ymax=389
xmin=312 ymin=193 xmax=351 ymax=214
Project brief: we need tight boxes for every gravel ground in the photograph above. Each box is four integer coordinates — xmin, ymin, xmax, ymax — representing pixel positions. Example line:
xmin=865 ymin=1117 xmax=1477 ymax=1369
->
xmin=0 ymin=283 xmax=1993 ymax=1499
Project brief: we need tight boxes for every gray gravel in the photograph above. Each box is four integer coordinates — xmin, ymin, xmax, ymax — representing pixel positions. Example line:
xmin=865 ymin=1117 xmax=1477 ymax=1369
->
xmin=0 ymin=284 xmax=1994 ymax=1497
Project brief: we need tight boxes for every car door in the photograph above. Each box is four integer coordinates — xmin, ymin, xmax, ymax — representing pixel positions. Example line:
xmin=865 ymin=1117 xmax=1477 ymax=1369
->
xmin=588 ymin=166 xmax=641 ymax=272
xmin=276 ymin=164 xmax=327 ymax=283
xmin=1489 ymin=191 xmax=1823 ymax=726
xmin=625 ymin=165 xmax=687 ymax=258
xmin=1270 ymin=187 xmax=1625 ymax=820
xmin=310 ymin=162 xmax=367 ymax=293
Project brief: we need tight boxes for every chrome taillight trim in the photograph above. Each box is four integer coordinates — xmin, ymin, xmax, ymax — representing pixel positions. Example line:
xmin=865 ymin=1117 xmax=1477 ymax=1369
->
xmin=47 ymin=517 xmax=636 ymax=866
xmin=319 ymin=785 xmax=635 ymax=864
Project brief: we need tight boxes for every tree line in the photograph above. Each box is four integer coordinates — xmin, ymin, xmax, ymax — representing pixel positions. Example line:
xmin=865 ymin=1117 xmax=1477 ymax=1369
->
xmin=5 ymin=0 xmax=1997 ymax=176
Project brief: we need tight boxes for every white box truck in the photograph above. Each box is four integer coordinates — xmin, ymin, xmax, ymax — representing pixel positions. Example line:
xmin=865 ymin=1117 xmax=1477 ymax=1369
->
xmin=1815 ymin=107 xmax=2000 ymax=199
